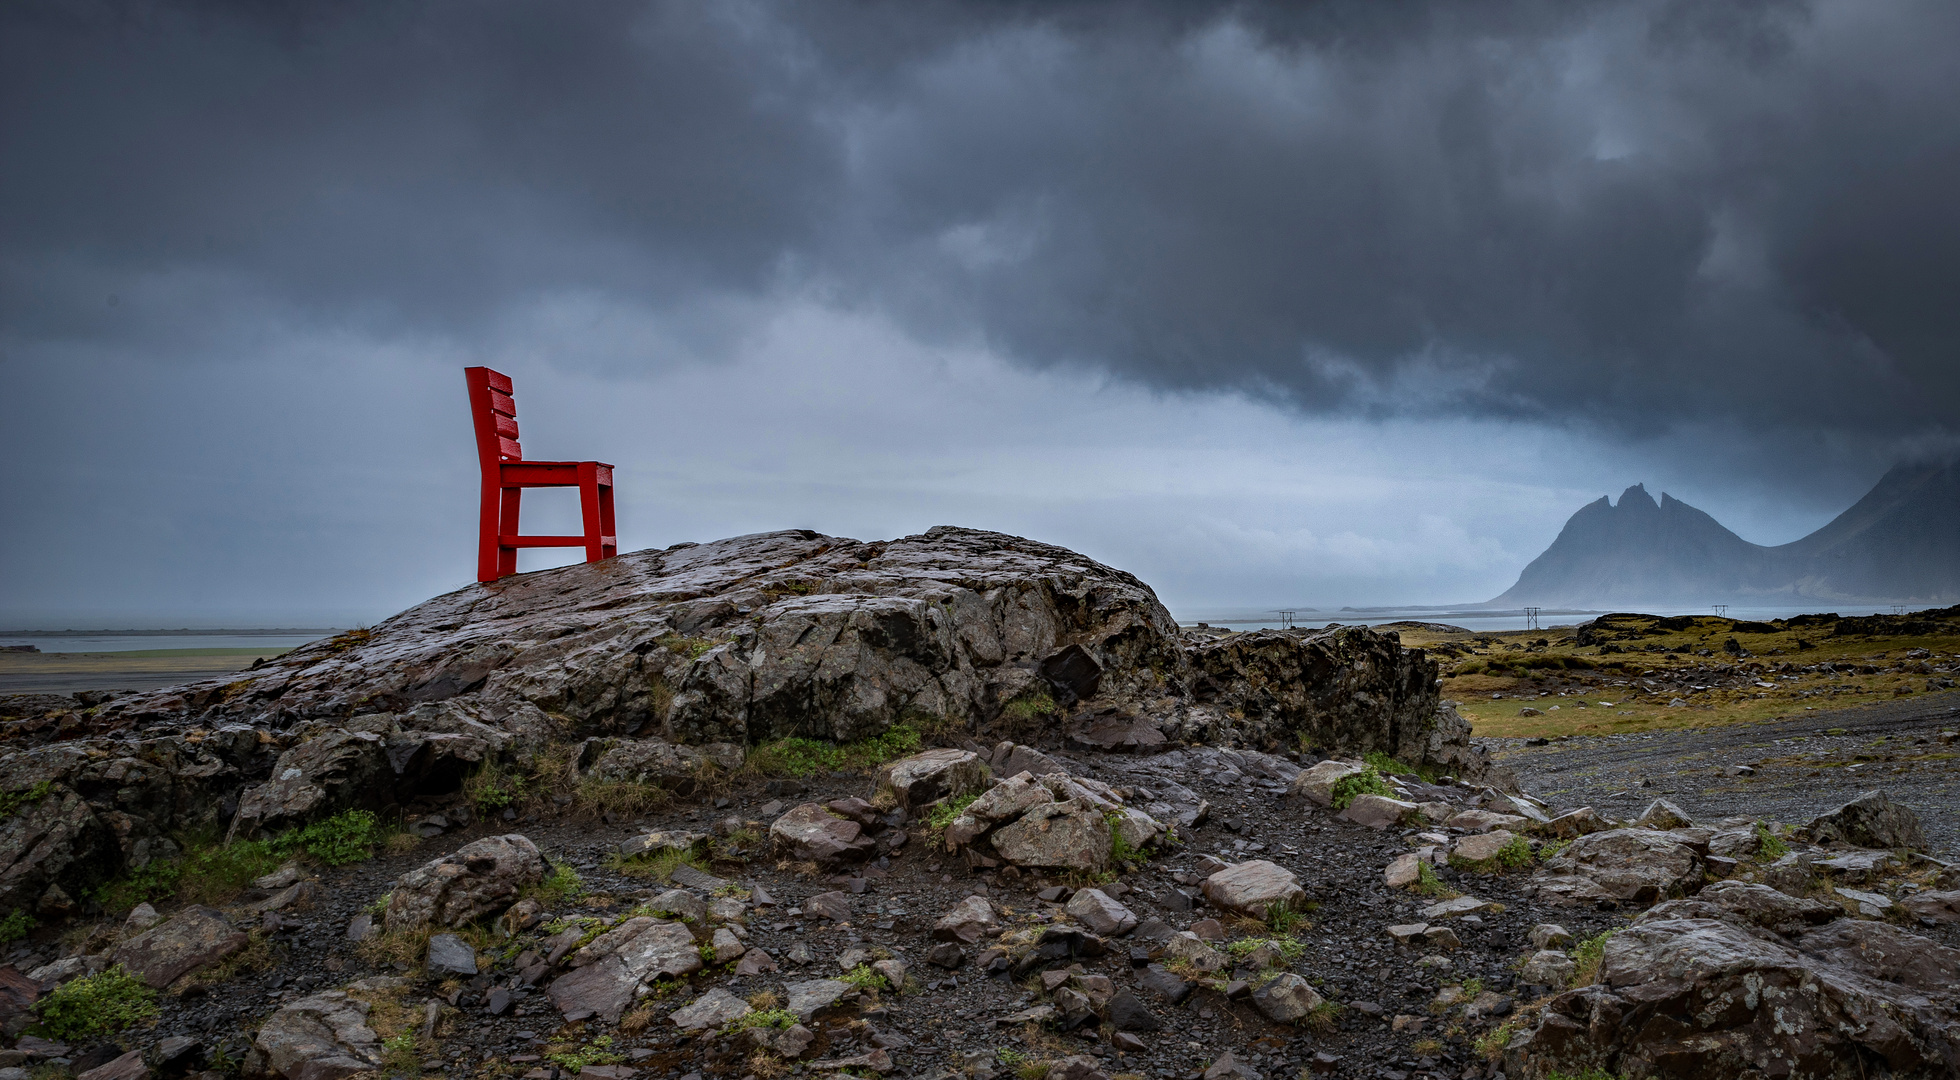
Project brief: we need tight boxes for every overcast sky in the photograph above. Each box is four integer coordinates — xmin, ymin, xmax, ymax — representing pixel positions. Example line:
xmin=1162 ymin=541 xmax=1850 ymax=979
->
xmin=4 ymin=0 xmax=1957 ymax=627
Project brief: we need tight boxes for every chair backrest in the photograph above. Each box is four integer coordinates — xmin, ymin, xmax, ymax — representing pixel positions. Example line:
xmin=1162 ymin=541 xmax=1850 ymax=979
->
xmin=464 ymin=366 xmax=523 ymax=469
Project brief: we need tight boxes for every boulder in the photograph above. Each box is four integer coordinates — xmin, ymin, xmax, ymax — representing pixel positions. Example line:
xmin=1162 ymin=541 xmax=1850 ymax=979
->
xmin=77 ymin=1049 xmax=148 ymax=1080
xmin=770 ymin=804 xmax=873 ymax=864
xmin=1538 ymin=807 xmax=1611 ymax=839
xmin=228 ymin=731 xmax=395 ymax=839
xmin=425 ymin=934 xmax=477 ymax=977
xmin=1160 ymin=932 xmax=1228 ymax=973
xmin=872 ymin=750 xmax=990 ymax=812
xmin=584 ymin=738 xmax=732 ymax=795
xmin=1517 ymin=951 xmax=1575 ymax=988
xmin=989 ymin=742 xmax=1068 ymax=778
xmin=1064 ymin=889 xmax=1138 ymax=937
xmin=548 ymin=918 xmax=702 ymax=1022
xmin=932 ymin=896 xmax=999 ymax=944
xmin=384 ymin=834 xmax=546 ymax=932
xmin=963 ymin=773 xmax=1056 ymax=826
xmin=668 ymin=988 xmax=752 ymax=1032
xmin=784 ymin=978 xmax=853 ymax=1021
xmin=1249 ymin=973 xmax=1325 ymax=1023
xmin=1899 ymin=890 xmax=1960 ymax=923
xmin=0 ymin=965 xmax=39 ymax=1038
xmin=1504 ymin=911 xmax=1960 ymax=1079
xmin=252 ymin=991 xmax=385 ymax=1080
xmin=1383 ymin=854 xmax=1422 ymax=888
xmin=617 ymin=830 xmax=709 ymax=860
xmin=804 ymin=891 xmax=851 ymax=922
xmin=1631 ymin=799 xmax=1693 ymax=831
xmin=1802 ymin=790 xmax=1927 ymax=850
xmin=1451 ymin=830 xmax=1519 ymax=864
xmin=990 ymin=801 xmax=1112 ymax=871
xmin=1340 ymin=795 xmax=1418 ymax=829
xmin=645 ymin=889 xmax=708 ymax=924
xmin=1285 ymin=761 xmax=1364 ymax=806
xmin=0 ymin=787 xmax=112 ymax=917
xmin=1200 ymin=861 xmax=1304 ymax=918
xmin=111 ymin=906 xmax=248 ymax=989
xmin=1446 ymin=809 xmax=1529 ymax=833
xmin=1534 ymin=829 xmax=1704 ymax=905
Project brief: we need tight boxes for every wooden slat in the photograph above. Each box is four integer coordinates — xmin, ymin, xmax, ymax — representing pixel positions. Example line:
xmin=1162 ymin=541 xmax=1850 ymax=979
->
xmin=488 ymin=389 xmax=516 ymax=417
xmin=494 ymin=414 xmax=519 ymax=439
xmin=497 ymin=436 xmax=522 ymax=460
xmin=483 ymin=369 xmax=513 ymax=393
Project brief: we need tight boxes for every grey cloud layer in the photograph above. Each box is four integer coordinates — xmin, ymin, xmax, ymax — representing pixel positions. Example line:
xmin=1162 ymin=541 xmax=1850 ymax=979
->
xmin=5 ymin=0 xmax=1957 ymax=440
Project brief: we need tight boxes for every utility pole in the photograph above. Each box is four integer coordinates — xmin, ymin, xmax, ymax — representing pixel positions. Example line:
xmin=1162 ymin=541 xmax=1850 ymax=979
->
xmin=1712 ymin=605 xmax=1728 ymax=618
xmin=1274 ymin=609 xmax=1297 ymax=628
xmin=1524 ymin=606 xmax=1540 ymax=631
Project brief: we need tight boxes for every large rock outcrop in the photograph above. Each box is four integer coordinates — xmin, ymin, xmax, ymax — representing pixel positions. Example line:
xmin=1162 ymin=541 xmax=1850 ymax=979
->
xmin=0 ymin=526 xmax=1502 ymax=910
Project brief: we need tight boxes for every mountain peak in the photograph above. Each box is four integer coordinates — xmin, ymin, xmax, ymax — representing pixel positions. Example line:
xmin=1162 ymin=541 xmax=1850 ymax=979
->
xmin=1490 ymin=463 xmax=1960 ymax=606
xmin=1615 ymin=483 xmax=1657 ymax=511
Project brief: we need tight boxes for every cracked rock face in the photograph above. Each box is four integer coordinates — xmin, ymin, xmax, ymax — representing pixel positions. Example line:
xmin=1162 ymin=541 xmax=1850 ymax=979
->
xmin=251 ymin=992 xmax=385 ymax=1080
xmin=1507 ymin=895 xmax=1960 ymax=1080
xmin=383 ymin=834 xmax=547 ymax=932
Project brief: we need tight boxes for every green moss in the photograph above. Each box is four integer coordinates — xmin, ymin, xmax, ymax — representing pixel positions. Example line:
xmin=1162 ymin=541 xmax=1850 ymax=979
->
xmin=1330 ymin=766 xmax=1392 ymax=810
xmin=32 ymin=966 xmax=159 ymax=1040
xmin=1001 ymin=690 xmax=1058 ymax=724
xmin=0 ymin=781 xmax=55 ymax=819
xmin=547 ymin=1035 xmax=624 ymax=1074
xmin=465 ymin=760 xmax=529 ymax=812
xmin=272 ymin=809 xmax=379 ymax=865
xmin=524 ymin=863 xmax=586 ymax=906
xmin=1105 ymin=811 xmax=1144 ymax=865
xmin=840 ymin=963 xmax=888 ymax=992
xmin=1572 ymin=929 xmax=1619 ymax=986
xmin=0 ymin=909 xmax=35 ymax=943
xmin=1754 ymin=820 xmax=1790 ymax=860
xmin=725 ymin=1008 xmax=797 ymax=1033
xmin=746 ymin=724 xmax=925 ymax=779
xmin=656 ymin=633 xmax=719 ymax=659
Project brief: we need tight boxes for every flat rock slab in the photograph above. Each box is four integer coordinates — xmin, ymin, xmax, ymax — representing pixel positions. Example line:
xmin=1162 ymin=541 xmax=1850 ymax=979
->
xmin=933 ymin=896 xmax=999 ymax=944
xmin=784 ymin=978 xmax=853 ymax=1021
xmin=426 ymin=934 xmax=478 ymax=977
xmin=1064 ymin=888 xmax=1138 ymax=937
xmin=668 ymin=988 xmax=752 ymax=1032
xmin=1340 ymin=795 xmax=1418 ymax=830
xmin=1201 ymin=860 xmax=1304 ymax=917
xmin=112 ymin=906 xmax=247 ymax=990
xmin=1452 ymin=830 xmax=1518 ymax=863
xmin=771 ymin=805 xmax=872 ymax=864
xmin=548 ymin=919 xmax=701 ymax=1023
xmin=1420 ymin=897 xmax=1496 ymax=920
xmin=253 ymin=991 xmax=385 ymax=1080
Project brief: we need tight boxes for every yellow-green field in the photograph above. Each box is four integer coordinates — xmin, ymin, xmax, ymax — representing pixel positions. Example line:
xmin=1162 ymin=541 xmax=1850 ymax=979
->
xmin=1386 ymin=611 xmax=1960 ymax=738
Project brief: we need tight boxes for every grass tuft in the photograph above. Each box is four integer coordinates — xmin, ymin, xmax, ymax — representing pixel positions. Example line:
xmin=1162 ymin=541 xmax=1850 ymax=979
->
xmin=32 ymin=966 xmax=159 ymax=1040
xmin=744 ymin=724 xmax=924 ymax=779
xmin=1330 ymin=765 xmax=1393 ymax=810
xmin=1571 ymin=929 xmax=1619 ymax=986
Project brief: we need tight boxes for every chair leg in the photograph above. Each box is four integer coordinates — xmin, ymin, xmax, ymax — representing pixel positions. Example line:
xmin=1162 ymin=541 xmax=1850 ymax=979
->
xmin=599 ymin=480 xmax=617 ymax=559
xmin=477 ymin=480 xmax=503 ymax=583
xmin=579 ymin=463 xmax=605 ymax=563
xmin=497 ymin=486 xmax=522 ymax=578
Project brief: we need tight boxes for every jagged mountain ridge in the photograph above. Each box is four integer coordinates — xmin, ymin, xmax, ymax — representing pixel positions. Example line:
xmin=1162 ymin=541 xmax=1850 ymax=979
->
xmin=1491 ymin=459 xmax=1960 ymax=607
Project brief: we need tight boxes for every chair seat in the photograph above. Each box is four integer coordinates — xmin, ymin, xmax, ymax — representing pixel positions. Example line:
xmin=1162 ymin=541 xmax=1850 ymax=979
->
xmin=498 ymin=460 xmax=614 ymax=486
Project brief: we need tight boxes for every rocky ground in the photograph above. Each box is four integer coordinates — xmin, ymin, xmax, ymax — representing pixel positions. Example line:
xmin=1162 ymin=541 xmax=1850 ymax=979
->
xmin=7 ymin=736 xmax=1958 ymax=1080
xmin=1495 ymin=690 xmax=1960 ymax=857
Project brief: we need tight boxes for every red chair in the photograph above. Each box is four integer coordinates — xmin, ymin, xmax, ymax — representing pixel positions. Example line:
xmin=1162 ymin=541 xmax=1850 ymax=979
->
xmin=465 ymin=366 xmax=617 ymax=582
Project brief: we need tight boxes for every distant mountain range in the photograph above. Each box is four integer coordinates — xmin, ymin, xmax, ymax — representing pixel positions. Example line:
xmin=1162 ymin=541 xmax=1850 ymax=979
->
xmin=1490 ymin=458 xmax=1960 ymax=608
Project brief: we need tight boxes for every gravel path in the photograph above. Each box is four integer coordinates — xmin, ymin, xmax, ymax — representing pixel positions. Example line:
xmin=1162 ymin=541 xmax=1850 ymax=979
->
xmin=1492 ymin=688 xmax=1960 ymax=858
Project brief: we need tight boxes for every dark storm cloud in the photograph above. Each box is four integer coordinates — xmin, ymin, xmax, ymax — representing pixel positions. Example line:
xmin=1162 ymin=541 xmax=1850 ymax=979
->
xmin=4 ymin=0 xmax=1958 ymax=441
